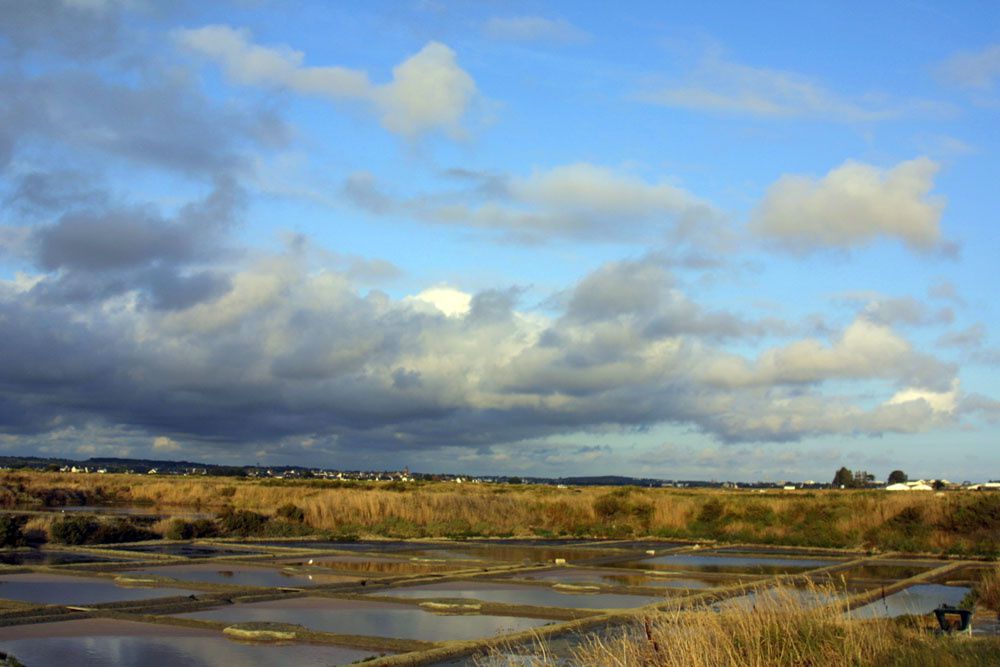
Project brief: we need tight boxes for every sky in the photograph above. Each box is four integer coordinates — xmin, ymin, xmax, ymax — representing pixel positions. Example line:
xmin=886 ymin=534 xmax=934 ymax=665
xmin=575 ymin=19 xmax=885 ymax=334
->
xmin=0 ymin=0 xmax=998 ymax=482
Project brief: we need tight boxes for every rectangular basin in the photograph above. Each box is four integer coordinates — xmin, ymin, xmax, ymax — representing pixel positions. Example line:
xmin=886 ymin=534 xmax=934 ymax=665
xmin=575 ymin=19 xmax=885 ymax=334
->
xmin=118 ymin=563 xmax=358 ymax=588
xmin=0 ymin=572 xmax=197 ymax=606
xmin=175 ymin=596 xmax=550 ymax=642
xmin=0 ymin=618 xmax=383 ymax=667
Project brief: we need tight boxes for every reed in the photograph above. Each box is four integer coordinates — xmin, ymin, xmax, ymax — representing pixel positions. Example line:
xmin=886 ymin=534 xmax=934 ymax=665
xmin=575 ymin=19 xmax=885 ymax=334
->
xmin=2 ymin=471 xmax=999 ymax=553
xmin=485 ymin=584 xmax=1000 ymax=667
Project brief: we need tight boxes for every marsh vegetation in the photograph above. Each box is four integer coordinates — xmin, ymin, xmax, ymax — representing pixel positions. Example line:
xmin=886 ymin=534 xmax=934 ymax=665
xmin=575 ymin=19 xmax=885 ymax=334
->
xmin=1 ymin=471 xmax=1000 ymax=556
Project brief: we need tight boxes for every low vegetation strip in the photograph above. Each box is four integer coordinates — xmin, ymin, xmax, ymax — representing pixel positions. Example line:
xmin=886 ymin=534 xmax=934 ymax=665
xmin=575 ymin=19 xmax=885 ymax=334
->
xmin=2 ymin=471 xmax=1000 ymax=555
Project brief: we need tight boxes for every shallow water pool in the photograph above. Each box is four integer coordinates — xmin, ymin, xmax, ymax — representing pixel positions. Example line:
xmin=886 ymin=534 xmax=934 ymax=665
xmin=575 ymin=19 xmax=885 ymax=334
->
xmin=175 ymin=596 xmax=550 ymax=642
xmin=371 ymin=580 xmax=663 ymax=609
xmin=0 ymin=572 xmax=197 ymax=606
xmin=0 ymin=618 xmax=381 ymax=667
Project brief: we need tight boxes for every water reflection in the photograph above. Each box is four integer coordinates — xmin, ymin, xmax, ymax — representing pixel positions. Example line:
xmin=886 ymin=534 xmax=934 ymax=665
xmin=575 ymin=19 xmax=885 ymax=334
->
xmin=716 ymin=585 xmax=846 ymax=611
xmin=0 ymin=618 xmax=379 ymax=667
xmin=177 ymin=597 xmax=550 ymax=641
xmin=613 ymin=554 xmax=839 ymax=575
xmin=0 ymin=550 xmax=119 ymax=566
xmin=836 ymin=563 xmax=934 ymax=581
xmin=511 ymin=567 xmax=717 ymax=590
xmin=403 ymin=546 xmax=615 ymax=563
xmin=119 ymin=564 xmax=352 ymax=588
xmin=371 ymin=581 xmax=662 ymax=609
xmin=850 ymin=584 xmax=971 ymax=619
xmin=0 ymin=572 xmax=196 ymax=605
xmin=115 ymin=544 xmax=266 ymax=558
xmin=281 ymin=556 xmax=460 ymax=575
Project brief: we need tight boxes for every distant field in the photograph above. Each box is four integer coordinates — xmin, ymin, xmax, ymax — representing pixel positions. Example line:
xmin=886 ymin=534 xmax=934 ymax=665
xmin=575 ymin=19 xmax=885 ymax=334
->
xmin=2 ymin=471 xmax=1000 ymax=556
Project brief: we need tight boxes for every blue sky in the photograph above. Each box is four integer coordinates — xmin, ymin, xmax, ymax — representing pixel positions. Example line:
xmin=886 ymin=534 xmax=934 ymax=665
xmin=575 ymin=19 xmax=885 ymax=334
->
xmin=0 ymin=0 xmax=998 ymax=481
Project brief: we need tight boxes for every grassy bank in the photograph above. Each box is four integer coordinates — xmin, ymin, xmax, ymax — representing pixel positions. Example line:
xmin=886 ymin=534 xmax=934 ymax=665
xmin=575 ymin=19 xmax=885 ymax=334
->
xmin=491 ymin=584 xmax=1000 ymax=667
xmin=2 ymin=471 xmax=1000 ymax=555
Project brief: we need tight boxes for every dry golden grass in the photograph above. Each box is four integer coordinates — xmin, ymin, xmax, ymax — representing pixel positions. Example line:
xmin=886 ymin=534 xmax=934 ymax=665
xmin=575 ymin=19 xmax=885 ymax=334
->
xmin=977 ymin=565 xmax=1000 ymax=612
xmin=483 ymin=584 xmax=1000 ymax=667
xmin=2 ymin=471 xmax=998 ymax=552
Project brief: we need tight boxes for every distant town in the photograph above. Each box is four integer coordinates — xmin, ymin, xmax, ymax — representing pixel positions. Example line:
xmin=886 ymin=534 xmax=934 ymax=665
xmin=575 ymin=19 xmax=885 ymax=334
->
xmin=1 ymin=455 xmax=996 ymax=492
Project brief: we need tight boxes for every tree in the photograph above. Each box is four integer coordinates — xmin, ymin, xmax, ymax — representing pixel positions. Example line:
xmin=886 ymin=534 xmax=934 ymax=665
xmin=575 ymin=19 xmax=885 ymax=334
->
xmin=833 ymin=467 xmax=853 ymax=488
xmin=854 ymin=470 xmax=875 ymax=487
xmin=888 ymin=470 xmax=908 ymax=485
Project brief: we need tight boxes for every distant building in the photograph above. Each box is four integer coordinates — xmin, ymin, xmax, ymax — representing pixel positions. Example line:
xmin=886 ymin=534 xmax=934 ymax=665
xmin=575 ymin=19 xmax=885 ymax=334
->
xmin=886 ymin=480 xmax=933 ymax=491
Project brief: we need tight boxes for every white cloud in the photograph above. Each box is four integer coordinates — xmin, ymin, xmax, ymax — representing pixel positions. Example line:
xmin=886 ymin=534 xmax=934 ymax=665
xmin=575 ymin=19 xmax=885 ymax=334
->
xmin=153 ymin=435 xmax=182 ymax=452
xmin=699 ymin=318 xmax=952 ymax=390
xmin=640 ymin=52 xmax=936 ymax=122
xmin=0 ymin=249 xmax=972 ymax=454
xmin=175 ymin=26 xmax=476 ymax=139
xmin=406 ymin=162 xmax=719 ymax=244
xmin=887 ymin=379 xmax=959 ymax=414
xmin=936 ymin=44 xmax=1000 ymax=90
xmin=484 ymin=16 xmax=590 ymax=44
xmin=751 ymin=157 xmax=946 ymax=252
xmin=408 ymin=286 xmax=472 ymax=317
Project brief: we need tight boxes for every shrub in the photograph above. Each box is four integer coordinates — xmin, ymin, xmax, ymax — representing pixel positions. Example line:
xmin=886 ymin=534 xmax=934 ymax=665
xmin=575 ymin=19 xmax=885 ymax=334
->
xmin=942 ymin=495 xmax=1000 ymax=534
xmin=91 ymin=518 xmax=157 ymax=544
xmin=593 ymin=490 xmax=655 ymax=535
xmin=189 ymin=518 xmax=219 ymax=538
xmin=886 ymin=506 xmax=926 ymax=537
xmin=0 ymin=515 xmax=26 ymax=548
xmin=40 ymin=488 xmax=87 ymax=507
xmin=217 ymin=509 xmax=269 ymax=536
xmin=51 ymin=516 xmax=157 ymax=545
xmin=977 ymin=566 xmax=1000 ymax=612
xmin=276 ymin=503 xmax=306 ymax=523
xmin=0 ymin=651 xmax=25 ymax=667
xmin=165 ymin=518 xmax=221 ymax=540
xmin=696 ymin=498 xmax=726 ymax=525
xmin=50 ymin=515 xmax=99 ymax=545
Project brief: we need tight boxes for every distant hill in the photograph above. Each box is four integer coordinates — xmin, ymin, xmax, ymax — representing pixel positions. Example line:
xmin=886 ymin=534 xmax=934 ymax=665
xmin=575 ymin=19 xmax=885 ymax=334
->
xmin=554 ymin=475 xmax=663 ymax=487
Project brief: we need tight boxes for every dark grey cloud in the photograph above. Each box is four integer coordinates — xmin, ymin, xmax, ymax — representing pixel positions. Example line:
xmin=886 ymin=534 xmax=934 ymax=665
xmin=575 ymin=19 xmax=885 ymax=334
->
xmin=937 ymin=323 xmax=1000 ymax=366
xmin=25 ymin=177 xmax=243 ymax=309
xmin=0 ymin=72 xmax=288 ymax=177
xmin=5 ymin=170 xmax=107 ymax=215
xmin=0 ymin=0 xmax=124 ymax=60
xmin=0 ymin=251 xmax=967 ymax=462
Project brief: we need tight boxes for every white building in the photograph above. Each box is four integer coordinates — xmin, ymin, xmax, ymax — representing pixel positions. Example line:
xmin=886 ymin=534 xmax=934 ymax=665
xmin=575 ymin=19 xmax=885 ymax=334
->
xmin=885 ymin=480 xmax=933 ymax=491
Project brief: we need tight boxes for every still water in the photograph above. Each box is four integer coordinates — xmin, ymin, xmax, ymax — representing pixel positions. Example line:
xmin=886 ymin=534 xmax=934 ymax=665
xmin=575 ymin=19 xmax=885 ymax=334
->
xmin=613 ymin=554 xmax=840 ymax=575
xmin=118 ymin=563 xmax=356 ymax=588
xmin=176 ymin=596 xmax=550 ymax=641
xmin=371 ymin=580 xmax=663 ymax=609
xmin=0 ymin=572 xmax=196 ymax=605
xmin=0 ymin=618 xmax=381 ymax=667
xmin=850 ymin=584 xmax=971 ymax=619
xmin=509 ymin=567 xmax=719 ymax=589
xmin=0 ymin=550 xmax=120 ymax=566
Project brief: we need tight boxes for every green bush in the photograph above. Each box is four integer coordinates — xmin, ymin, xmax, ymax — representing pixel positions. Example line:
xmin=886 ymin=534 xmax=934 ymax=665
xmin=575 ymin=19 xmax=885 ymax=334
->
xmin=887 ymin=506 xmax=926 ymax=537
xmin=164 ymin=518 xmax=220 ymax=540
xmin=696 ymin=498 xmax=726 ymax=525
xmin=592 ymin=490 xmax=655 ymax=535
xmin=0 ymin=651 xmax=25 ymax=667
xmin=276 ymin=503 xmax=305 ymax=523
xmin=0 ymin=515 xmax=26 ymax=548
xmin=260 ymin=520 xmax=313 ymax=537
xmin=50 ymin=515 xmax=99 ymax=545
xmin=217 ymin=509 xmax=270 ymax=536
xmin=942 ymin=495 xmax=1000 ymax=533
xmin=51 ymin=515 xmax=157 ymax=545
xmin=91 ymin=518 xmax=157 ymax=543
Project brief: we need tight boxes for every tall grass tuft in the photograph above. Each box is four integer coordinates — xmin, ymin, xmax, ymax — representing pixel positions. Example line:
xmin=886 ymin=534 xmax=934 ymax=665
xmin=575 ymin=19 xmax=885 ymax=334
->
xmin=482 ymin=584 xmax=1000 ymax=667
